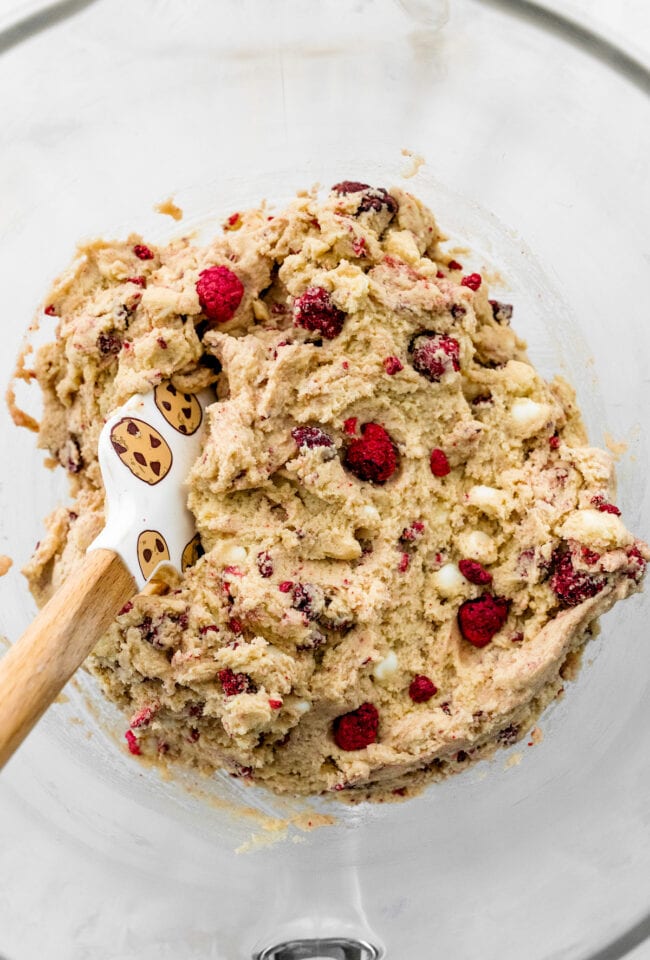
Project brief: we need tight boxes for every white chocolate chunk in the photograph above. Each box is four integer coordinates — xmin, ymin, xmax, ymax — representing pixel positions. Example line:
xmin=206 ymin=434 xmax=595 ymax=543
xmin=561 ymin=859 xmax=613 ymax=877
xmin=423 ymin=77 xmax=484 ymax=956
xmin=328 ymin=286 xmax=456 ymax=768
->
xmin=295 ymin=700 xmax=312 ymax=715
xmin=557 ymin=509 xmax=632 ymax=550
xmin=433 ymin=562 xmax=466 ymax=597
xmin=468 ymin=485 xmax=507 ymax=515
xmin=458 ymin=530 xmax=497 ymax=564
xmin=218 ymin=544 xmax=248 ymax=565
xmin=509 ymin=398 xmax=552 ymax=438
xmin=373 ymin=650 xmax=400 ymax=682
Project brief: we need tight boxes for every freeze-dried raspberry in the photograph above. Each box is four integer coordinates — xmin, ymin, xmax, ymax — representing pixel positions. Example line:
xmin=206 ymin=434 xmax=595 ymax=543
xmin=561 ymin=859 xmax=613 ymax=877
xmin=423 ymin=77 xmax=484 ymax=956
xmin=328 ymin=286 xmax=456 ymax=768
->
xmin=269 ymin=699 xmax=283 ymax=710
xmin=461 ymin=273 xmax=482 ymax=291
xmin=291 ymin=425 xmax=335 ymax=450
xmin=400 ymin=520 xmax=425 ymax=543
xmin=129 ymin=704 xmax=157 ymax=729
xmin=429 ymin=448 xmax=450 ymax=477
xmin=157 ymin=337 xmax=168 ymax=349
xmin=257 ymin=551 xmax=274 ymax=578
xmin=126 ymin=276 xmax=147 ymax=287
xmin=580 ymin=546 xmax=601 ymax=566
xmin=549 ymin=548 xmax=606 ymax=607
xmin=44 ymin=304 xmax=57 ymax=316
xmin=489 ymin=300 xmax=513 ymax=324
xmin=343 ymin=416 xmax=358 ymax=436
xmin=293 ymin=287 xmax=345 ymax=340
xmin=133 ymin=244 xmax=154 ymax=260
xmin=118 ymin=601 xmax=133 ymax=616
xmin=196 ymin=265 xmax=244 ymax=325
xmin=332 ymin=180 xmax=371 ymax=194
xmin=344 ymin=422 xmax=399 ymax=483
xmin=458 ymin=595 xmax=510 ymax=647
xmin=228 ymin=617 xmax=244 ymax=634
xmin=458 ymin=559 xmax=493 ymax=585
xmin=398 ymin=552 xmax=410 ymax=572
xmin=333 ymin=702 xmax=379 ymax=751
xmin=279 ymin=580 xmax=294 ymax=593
xmin=331 ymin=181 xmax=398 ymax=215
xmin=408 ymin=675 xmax=437 ymax=703
xmin=383 ymin=356 xmax=403 ymax=375
xmin=411 ymin=333 xmax=460 ymax=382
xmin=224 ymin=212 xmax=242 ymax=231
xmin=218 ymin=668 xmax=254 ymax=696
xmin=591 ymin=496 xmax=621 ymax=516
xmin=626 ymin=545 xmax=647 ymax=583
xmin=125 ymin=730 xmax=141 ymax=755
xmin=97 ymin=332 xmax=122 ymax=356
xmin=291 ymin=582 xmax=323 ymax=621
xmin=549 ymin=433 xmax=560 ymax=450
xmin=447 ymin=259 xmax=463 ymax=271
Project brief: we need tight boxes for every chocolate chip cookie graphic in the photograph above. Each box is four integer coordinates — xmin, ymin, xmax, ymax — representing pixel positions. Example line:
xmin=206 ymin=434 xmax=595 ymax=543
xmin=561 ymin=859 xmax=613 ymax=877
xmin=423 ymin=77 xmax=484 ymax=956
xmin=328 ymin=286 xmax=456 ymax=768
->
xmin=110 ymin=417 xmax=172 ymax=485
xmin=181 ymin=533 xmax=205 ymax=572
xmin=137 ymin=530 xmax=171 ymax=579
xmin=154 ymin=382 xmax=202 ymax=435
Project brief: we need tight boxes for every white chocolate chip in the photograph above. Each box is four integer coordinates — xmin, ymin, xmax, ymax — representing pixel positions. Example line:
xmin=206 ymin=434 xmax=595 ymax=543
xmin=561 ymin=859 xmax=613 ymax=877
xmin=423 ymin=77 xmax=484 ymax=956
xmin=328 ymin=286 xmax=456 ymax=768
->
xmin=458 ymin=530 xmax=497 ymax=564
xmin=220 ymin=544 xmax=248 ymax=564
xmin=557 ymin=509 xmax=632 ymax=550
xmin=433 ymin=562 xmax=466 ymax=597
xmin=295 ymin=700 xmax=312 ymax=715
xmin=361 ymin=504 xmax=380 ymax=523
xmin=509 ymin=398 xmax=552 ymax=438
xmin=467 ymin=485 xmax=507 ymax=515
xmin=373 ymin=650 xmax=400 ymax=682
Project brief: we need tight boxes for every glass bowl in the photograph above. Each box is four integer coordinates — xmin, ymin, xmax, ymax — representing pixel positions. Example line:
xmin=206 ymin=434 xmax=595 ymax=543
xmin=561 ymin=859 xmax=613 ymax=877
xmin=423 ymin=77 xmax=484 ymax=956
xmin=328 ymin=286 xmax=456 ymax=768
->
xmin=0 ymin=2 xmax=648 ymax=958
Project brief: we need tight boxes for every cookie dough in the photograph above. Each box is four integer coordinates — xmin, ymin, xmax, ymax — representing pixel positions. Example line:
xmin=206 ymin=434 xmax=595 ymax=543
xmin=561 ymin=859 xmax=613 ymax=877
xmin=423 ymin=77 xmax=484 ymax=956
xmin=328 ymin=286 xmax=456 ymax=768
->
xmin=18 ymin=182 xmax=648 ymax=801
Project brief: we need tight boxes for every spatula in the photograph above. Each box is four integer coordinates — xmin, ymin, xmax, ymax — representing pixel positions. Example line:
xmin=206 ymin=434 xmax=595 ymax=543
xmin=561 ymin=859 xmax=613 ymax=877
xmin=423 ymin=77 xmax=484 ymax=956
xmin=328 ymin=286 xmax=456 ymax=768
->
xmin=0 ymin=380 xmax=211 ymax=769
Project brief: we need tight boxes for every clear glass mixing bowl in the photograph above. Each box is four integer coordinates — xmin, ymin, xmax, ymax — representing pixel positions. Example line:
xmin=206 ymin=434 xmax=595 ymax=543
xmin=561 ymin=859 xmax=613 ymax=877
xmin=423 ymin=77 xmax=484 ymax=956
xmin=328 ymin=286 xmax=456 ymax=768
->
xmin=0 ymin=2 xmax=648 ymax=958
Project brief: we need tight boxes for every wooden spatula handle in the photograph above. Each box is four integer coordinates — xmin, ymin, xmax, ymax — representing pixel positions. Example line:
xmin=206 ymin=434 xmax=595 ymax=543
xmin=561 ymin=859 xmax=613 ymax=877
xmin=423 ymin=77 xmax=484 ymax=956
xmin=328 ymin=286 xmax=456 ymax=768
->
xmin=0 ymin=548 xmax=135 ymax=770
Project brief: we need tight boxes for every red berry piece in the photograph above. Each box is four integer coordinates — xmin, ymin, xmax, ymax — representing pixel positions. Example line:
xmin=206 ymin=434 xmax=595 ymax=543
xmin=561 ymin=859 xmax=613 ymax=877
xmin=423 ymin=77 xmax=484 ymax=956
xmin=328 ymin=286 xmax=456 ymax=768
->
xmin=293 ymin=286 xmax=345 ymax=340
xmin=129 ymin=704 xmax=157 ymax=729
xmin=125 ymin=730 xmax=141 ymax=755
xmin=343 ymin=416 xmax=358 ymax=436
xmin=447 ymin=259 xmax=463 ymax=271
xmin=458 ymin=558 xmax=493 ymax=585
xmin=400 ymin=520 xmax=425 ymax=543
xmin=458 ymin=595 xmax=510 ymax=647
xmin=97 ymin=332 xmax=122 ymax=356
xmin=331 ymin=181 xmax=398 ymax=215
xmin=196 ymin=265 xmax=245 ymax=325
xmin=257 ymin=551 xmax=274 ymax=578
xmin=383 ymin=356 xmax=404 ymax=375
xmin=549 ymin=549 xmax=606 ymax=607
xmin=133 ymin=244 xmax=154 ymax=260
xmin=409 ymin=675 xmax=437 ymax=703
xmin=489 ymin=300 xmax=513 ymax=323
xmin=430 ymin=448 xmax=450 ymax=477
xmin=344 ymin=422 xmax=399 ymax=483
xmin=291 ymin=582 xmax=323 ymax=621
xmin=461 ymin=273 xmax=482 ymax=291
xmin=398 ymin=552 xmax=410 ymax=572
xmin=591 ymin=496 xmax=621 ymax=516
xmin=44 ymin=304 xmax=57 ymax=316
xmin=126 ymin=275 xmax=147 ymax=288
xmin=278 ymin=580 xmax=294 ymax=593
xmin=269 ymin=699 xmax=283 ymax=710
xmin=549 ymin=433 xmax=560 ymax=450
xmin=411 ymin=333 xmax=460 ymax=382
xmin=333 ymin=702 xmax=379 ymax=751
xmin=291 ymin=425 xmax=335 ymax=450
xmin=218 ymin=668 xmax=255 ymax=696
xmin=626 ymin=545 xmax=647 ymax=583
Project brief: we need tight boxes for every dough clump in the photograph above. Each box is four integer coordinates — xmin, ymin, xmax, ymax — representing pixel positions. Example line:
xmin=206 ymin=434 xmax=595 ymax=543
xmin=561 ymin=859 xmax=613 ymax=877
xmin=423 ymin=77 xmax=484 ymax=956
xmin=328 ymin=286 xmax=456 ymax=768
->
xmin=21 ymin=182 xmax=648 ymax=801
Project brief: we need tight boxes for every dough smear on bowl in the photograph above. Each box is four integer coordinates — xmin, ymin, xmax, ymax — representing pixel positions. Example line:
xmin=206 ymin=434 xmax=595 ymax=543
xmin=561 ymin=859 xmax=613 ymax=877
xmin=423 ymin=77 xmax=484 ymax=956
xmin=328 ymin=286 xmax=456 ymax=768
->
xmin=17 ymin=182 xmax=648 ymax=802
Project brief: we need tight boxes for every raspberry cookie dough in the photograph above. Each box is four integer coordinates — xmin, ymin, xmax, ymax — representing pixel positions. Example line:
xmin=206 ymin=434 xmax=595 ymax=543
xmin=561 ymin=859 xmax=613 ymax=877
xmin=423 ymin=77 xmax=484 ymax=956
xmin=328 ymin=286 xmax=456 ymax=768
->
xmin=18 ymin=182 xmax=648 ymax=802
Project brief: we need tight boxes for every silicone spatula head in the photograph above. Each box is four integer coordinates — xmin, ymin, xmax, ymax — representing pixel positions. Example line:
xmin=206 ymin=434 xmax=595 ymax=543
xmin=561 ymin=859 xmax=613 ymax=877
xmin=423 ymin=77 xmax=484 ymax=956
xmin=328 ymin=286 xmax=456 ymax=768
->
xmin=90 ymin=380 xmax=211 ymax=588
